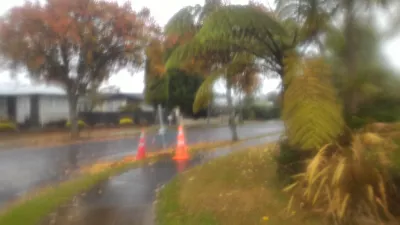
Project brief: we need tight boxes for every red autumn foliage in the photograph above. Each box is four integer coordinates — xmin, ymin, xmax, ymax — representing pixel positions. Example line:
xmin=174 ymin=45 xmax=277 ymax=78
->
xmin=146 ymin=37 xmax=166 ymax=76
xmin=0 ymin=0 xmax=158 ymax=84
xmin=0 ymin=0 xmax=159 ymax=135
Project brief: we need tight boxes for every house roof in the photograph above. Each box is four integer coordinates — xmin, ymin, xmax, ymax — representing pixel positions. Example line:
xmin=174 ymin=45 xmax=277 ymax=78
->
xmin=0 ymin=83 xmax=65 ymax=96
xmin=0 ymin=84 xmax=144 ymax=99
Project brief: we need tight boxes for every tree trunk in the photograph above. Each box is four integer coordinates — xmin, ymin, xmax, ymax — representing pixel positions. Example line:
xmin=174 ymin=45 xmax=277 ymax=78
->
xmin=226 ymin=80 xmax=239 ymax=141
xmin=207 ymin=104 xmax=211 ymax=125
xmin=67 ymin=92 xmax=79 ymax=139
xmin=238 ymin=93 xmax=244 ymax=124
xmin=343 ymin=0 xmax=359 ymax=115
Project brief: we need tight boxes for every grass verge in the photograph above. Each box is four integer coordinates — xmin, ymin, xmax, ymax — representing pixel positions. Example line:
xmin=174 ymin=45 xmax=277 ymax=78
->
xmin=0 ymin=158 xmax=152 ymax=225
xmin=0 ymin=132 xmax=280 ymax=225
xmin=156 ymin=143 xmax=321 ymax=225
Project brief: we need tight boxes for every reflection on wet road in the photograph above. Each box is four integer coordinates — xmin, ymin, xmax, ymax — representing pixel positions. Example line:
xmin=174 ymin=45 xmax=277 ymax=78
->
xmin=0 ymin=121 xmax=283 ymax=207
xmin=41 ymin=135 xmax=281 ymax=225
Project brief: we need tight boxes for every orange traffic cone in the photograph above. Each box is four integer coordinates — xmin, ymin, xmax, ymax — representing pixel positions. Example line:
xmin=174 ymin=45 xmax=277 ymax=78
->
xmin=173 ymin=125 xmax=189 ymax=161
xmin=136 ymin=129 xmax=146 ymax=160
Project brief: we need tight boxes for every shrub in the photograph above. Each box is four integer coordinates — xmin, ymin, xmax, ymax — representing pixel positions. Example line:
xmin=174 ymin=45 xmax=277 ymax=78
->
xmin=275 ymin=139 xmax=313 ymax=184
xmin=284 ymin=132 xmax=398 ymax=224
xmin=0 ymin=120 xmax=18 ymax=132
xmin=119 ymin=117 xmax=134 ymax=126
xmin=65 ymin=120 xmax=87 ymax=128
xmin=119 ymin=103 xmax=139 ymax=112
xmin=43 ymin=119 xmax=68 ymax=129
xmin=347 ymin=116 xmax=369 ymax=130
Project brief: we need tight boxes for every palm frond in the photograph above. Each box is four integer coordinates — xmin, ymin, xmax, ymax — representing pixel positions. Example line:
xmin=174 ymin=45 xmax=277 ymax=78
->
xmin=199 ymin=5 xmax=287 ymax=39
xmin=282 ymin=54 xmax=345 ymax=149
xmin=165 ymin=37 xmax=239 ymax=70
xmin=195 ymin=5 xmax=289 ymax=55
xmin=164 ymin=5 xmax=202 ymax=36
xmin=227 ymin=53 xmax=261 ymax=93
xmin=193 ymin=71 xmax=220 ymax=113
xmin=165 ymin=5 xmax=290 ymax=76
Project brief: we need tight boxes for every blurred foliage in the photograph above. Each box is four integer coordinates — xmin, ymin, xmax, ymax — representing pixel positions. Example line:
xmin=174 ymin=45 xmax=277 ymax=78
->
xmin=193 ymin=73 xmax=218 ymax=114
xmin=275 ymin=138 xmax=314 ymax=185
xmin=282 ymin=54 xmax=344 ymax=150
xmin=0 ymin=120 xmax=18 ymax=132
xmin=119 ymin=103 xmax=140 ymax=113
xmin=119 ymin=117 xmax=134 ymax=126
xmin=144 ymin=66 xmax=205 ymax=116
xmin=65 ymin=120 xmax=87 ymax=129
xmin=326 ymin=22 xmax=400 ymax=128
xmin=167 ymin=69 xmax=205 ymax=116
xmin=242 ymin=104 xmax=280 ymax=120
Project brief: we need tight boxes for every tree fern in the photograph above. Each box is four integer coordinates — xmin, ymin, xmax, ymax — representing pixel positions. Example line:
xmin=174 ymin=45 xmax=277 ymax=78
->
xmin=193 ymin=73 xmax=219 ymax=113
xmin=198 ymin=5 xmax=287 ymax=42
xmin=164 ymin=5 xmax=202 ymax=37
xmin=190 ymin=5 xmax=293 ymax=77
xmin=282 ymin=54 xmax=344 ymax=149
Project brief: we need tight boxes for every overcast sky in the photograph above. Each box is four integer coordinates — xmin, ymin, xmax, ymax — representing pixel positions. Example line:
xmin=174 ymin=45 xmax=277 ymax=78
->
xmin=0 ymin=0 xmax=399 ymax=94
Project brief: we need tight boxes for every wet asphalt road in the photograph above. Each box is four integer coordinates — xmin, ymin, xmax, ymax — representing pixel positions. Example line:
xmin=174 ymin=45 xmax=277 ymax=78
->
xmin=41 ymin=135 xmax=281 ymax=225
xmin=0 ymin=121 xmax=283 ymax=208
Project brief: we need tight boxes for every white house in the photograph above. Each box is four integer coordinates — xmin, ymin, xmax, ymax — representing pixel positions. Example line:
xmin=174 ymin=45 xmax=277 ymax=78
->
xmin=0 ymin=90 xmax=153 ymax=126
xmin=0 ymin=93 xmax=71 ymax=125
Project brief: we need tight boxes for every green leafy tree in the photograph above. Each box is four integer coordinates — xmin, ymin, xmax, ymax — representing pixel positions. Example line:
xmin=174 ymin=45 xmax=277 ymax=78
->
xmin=166 ymin=69 xmax=205 ymax=116
xmin=323 ymin=19 xmax=400 ymax=127
xmin=144 ymin=37 xmax=206 ymax=116
xmin=144 ymin=69 xmax=169 ymax=107
xmin=275 ymin=0 xmax=398 ymax=116
xmin=144 ymin=37 xmax=169 ymax=107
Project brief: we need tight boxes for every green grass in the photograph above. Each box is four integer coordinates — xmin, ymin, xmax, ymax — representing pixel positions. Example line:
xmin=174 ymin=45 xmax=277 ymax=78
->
xmin=156 ymin=143 xmax=321 ymax=225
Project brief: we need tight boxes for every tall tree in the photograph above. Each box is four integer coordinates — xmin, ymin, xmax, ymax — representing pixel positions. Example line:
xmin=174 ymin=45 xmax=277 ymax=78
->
xmin=0 ymin=0 xmax=157 ymax=137
xmin=167 ymin=69 xmax=205 ymax=116
xmin=164 ymin=1 xmax=269 ymax=141
xmin=164 ymin=3 xmax=286 ymax=141
xmin=144 ymin=38 xmax=168 ymax=107
xmin=275 ymin=0 xmax=398 ymax=116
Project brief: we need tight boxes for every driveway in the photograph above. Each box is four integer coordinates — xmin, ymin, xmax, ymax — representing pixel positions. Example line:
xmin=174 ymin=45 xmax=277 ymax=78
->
xmin=0 ymin=121 xmax=284 ymax=207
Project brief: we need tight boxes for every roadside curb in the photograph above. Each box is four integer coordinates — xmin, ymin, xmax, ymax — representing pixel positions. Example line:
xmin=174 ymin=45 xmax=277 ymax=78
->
xmin=0 ymin=123 xmax=227 ymax=152
xmin=0 ymin=121 xmax=274 ymax=151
